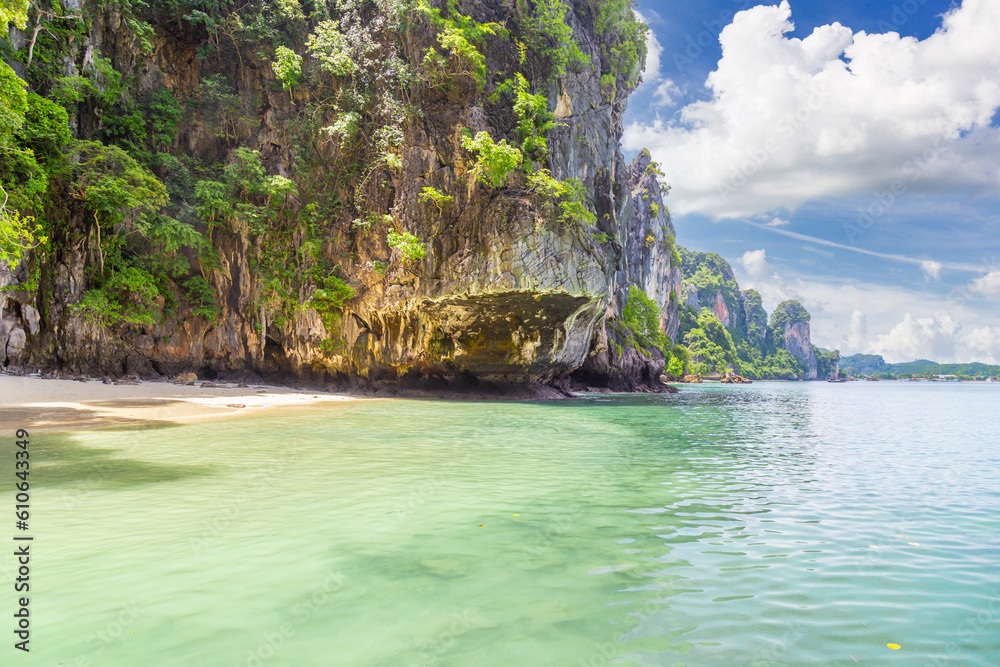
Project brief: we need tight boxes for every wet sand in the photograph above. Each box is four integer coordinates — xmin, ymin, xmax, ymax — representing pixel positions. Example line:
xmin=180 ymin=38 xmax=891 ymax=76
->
xmin=0 ymin=375 xmax=359 ymax=434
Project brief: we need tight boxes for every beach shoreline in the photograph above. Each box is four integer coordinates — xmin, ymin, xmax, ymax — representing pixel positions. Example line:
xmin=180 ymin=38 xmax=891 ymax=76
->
xmin=0 ymin=374 xmax=360 ymax=434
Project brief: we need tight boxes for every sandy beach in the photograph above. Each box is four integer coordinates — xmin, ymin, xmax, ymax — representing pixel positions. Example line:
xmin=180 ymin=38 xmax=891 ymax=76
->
xmin=0 ymin=375 xmax=359 ymax=434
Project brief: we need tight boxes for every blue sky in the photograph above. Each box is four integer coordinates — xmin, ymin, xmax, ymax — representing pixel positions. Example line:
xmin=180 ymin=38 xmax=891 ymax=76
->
xmin=623 ymin=0 xmax=1000 ymax=363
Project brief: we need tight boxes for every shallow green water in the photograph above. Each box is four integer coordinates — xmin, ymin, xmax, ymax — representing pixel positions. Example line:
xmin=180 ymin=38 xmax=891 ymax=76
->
xmin=5 ymin=382 xmax=1000 ymax=665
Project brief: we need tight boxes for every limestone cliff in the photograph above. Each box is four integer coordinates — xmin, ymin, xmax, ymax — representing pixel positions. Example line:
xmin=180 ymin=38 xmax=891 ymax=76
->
xmin=769 ymin=299 xmax=818 ymax=379
xmin=675 ymin=247 xmax=829 ymax=379
xmin=1 ymin=0 xmax=680 ymax=394
xmin=677 ymin=246 xmax=744 ymax=334
xmin=741 ymin=289 xmax=767 ymax=348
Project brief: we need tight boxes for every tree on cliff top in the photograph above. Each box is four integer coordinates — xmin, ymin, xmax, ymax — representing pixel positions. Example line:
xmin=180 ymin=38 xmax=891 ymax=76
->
xmin=769 ymin=299 xmax=810 ymax=331
xmin=677 ymin=245 xmax=744 ymax=338
xmin=678 ymin=246 xmax=737 ymax=283
xmin=741 ymin=289 xmax=767 ymax=341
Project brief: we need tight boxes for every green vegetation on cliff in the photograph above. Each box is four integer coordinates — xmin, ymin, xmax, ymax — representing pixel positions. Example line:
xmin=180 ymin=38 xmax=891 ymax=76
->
xmin=770 ymin=299 xmax=810 ymax=330
xmin=683 ymin=308 xmax=739 ymax=376
xmin=623 ymin=285 xmax=667 ymax=352
xmin=676 ymin=246 xmax=836 ymax=379
xmin=814 ymin=347 xmax=840 ymax=379
xmin=0 ymin=0 xmax=631 ymax=327
xmin=1 ymin=0 xmax=663 ymax=386
xmin=678 ymin=246 xmax=742 ymax=327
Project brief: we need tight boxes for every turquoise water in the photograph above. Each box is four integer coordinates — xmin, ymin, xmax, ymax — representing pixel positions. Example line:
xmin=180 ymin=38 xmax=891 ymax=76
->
xmin=6 ymin=382 xmax=1000 ymax=665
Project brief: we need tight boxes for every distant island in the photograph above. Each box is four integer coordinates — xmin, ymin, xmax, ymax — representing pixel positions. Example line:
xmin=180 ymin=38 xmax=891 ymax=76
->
xmin=669 ymin=247 xmax=839 ymax=381
xmin=839 ymin=355 xmax=1000 ymax=380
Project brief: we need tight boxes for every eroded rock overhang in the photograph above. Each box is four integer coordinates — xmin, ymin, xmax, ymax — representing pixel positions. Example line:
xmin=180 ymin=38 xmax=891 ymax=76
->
xmin=347 ymin=289 xmax=607 ymax=384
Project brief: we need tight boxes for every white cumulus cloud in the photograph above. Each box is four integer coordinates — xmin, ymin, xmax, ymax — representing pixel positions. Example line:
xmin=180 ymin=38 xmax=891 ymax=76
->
xmin=968 ymin=270 xmax=1000 ymax=296
xmin=731 ymin=261 xmax=1000 ymax=362
xmin=843 ymin=309 xmax=869 ymax=352
xmin=868 ymin=313 xmax=1000 ymax=363
xmin=654 ymin=79 xmax=679 ymax=108
xmin=920 ymin=260 xmax=942 ymax=281
xmin=962 ymin=326 xmax=1000 ymax=364
xmin=869 ymin=313 xmax=963 ymax=362
xmin=634 ymin=12 xmax=663 ymax=93
xmin=623 ymin=0 xmax=1000 ymax=218
xmin=740 ymin=249 xmax=771 ymax=279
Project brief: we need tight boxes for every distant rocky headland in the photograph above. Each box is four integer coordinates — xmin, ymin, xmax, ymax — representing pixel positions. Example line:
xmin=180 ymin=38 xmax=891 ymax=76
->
xmin=839 ymin=355 xmax=1000 ymax=380
xmin=669 ymin=247 xmax=839 ymax=381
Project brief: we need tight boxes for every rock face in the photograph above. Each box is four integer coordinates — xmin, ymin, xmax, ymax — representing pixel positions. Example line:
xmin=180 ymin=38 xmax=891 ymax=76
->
xmin=174 ymin=373 xmax=198 ymax=386
xmin=770 ymin=300 xmax=818 ymax=379
xmin=572 ymin=150 xmax=681 ymax=392
xmin=5 ymin=0 xmax=680 ymax=393
xmin=0 ymin=263 xmax=35 ymax=367
xmin=712 ymin=291 xmax=730 ymax=328
xmin=782 ymin=321 xmax=818 ymax=379
xmin=682 ymin=284 xmax=699 ymax=310
xmin=741 ymin=289 xmax=768 ymax=346
xmin=676 ymin=246 xmax=745 ymax=333
xmin=676 ymin=248 xmax=825 ymax=379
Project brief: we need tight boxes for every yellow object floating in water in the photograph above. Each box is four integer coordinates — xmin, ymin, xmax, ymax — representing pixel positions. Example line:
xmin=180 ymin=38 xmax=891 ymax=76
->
xmin=513 ymin=514 xmax=519 ymax=517
xmin=908 ymin=542 xmax=919 ymax=546
xmin=888 ymin=643 xmax=901 ymax=650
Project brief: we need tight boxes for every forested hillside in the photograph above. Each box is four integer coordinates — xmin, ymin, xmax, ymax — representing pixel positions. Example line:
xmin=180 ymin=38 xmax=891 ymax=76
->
xmin=673 ymin=246 xmax=839 ymax=379
xmin=1 ymin=0 xmax=690 ymax=394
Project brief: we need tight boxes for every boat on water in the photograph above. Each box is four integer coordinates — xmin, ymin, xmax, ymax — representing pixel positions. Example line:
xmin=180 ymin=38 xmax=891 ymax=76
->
xmin=827 ymin=377 xmax=848 ymax=383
